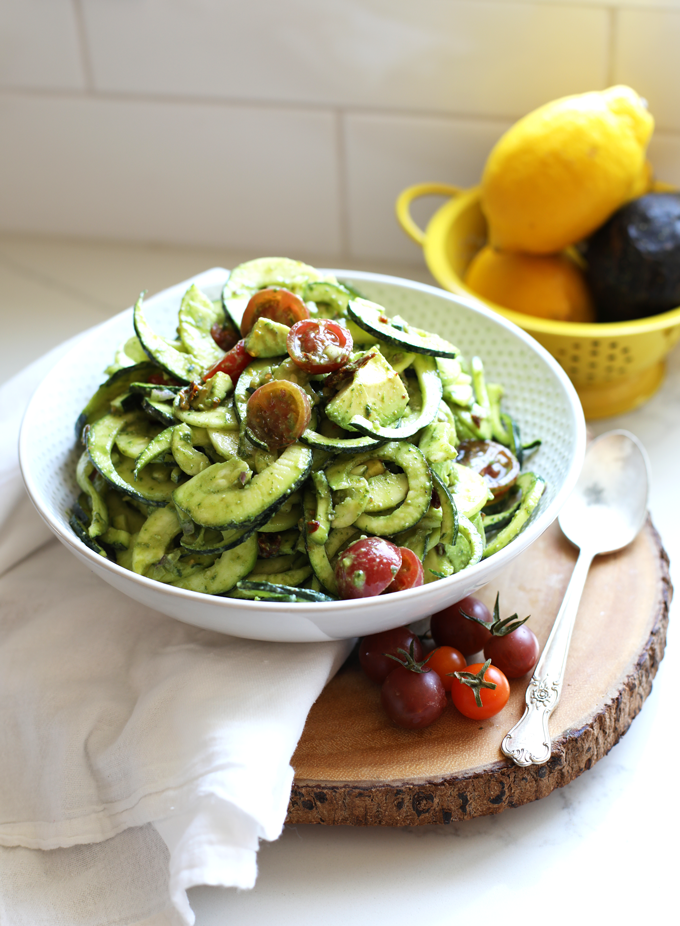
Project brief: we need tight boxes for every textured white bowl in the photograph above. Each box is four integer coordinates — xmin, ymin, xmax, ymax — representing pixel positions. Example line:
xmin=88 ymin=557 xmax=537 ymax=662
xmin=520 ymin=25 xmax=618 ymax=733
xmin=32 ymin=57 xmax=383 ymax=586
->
xmin=20 ymin=268 xmax=585 ymax=643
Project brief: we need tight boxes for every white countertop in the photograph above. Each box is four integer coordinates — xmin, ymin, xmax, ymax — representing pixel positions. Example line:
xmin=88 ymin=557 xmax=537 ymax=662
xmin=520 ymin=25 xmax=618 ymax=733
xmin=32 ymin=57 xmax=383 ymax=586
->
xmin=2 ymin=235 xmax=678 ymax=925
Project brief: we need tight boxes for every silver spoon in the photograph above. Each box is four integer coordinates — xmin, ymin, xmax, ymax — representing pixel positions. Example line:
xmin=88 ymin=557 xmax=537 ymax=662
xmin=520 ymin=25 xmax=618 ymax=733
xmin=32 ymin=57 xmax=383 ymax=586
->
xmin=501 ymin=429 xmax=650 ymax=767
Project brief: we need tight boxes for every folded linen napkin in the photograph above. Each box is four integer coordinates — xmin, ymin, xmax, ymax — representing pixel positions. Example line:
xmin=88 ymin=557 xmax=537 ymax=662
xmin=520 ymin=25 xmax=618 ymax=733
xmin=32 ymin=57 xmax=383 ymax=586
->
xmin=0 ymin=340 xmax=351 ymax=925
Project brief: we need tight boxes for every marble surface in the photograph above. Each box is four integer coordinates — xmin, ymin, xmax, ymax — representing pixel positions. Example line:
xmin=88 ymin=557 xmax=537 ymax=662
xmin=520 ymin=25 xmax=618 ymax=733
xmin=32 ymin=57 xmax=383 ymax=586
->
xmin=2 ymin=234 xmax=677 ymax=924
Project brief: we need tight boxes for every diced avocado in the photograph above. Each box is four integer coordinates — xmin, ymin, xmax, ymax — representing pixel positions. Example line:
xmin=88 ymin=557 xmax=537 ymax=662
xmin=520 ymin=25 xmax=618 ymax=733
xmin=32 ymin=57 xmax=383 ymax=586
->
xmin=325 ymin=349 xmax=409 ymax=431
xmin=244 ymin=317 xmax=291 ymax=357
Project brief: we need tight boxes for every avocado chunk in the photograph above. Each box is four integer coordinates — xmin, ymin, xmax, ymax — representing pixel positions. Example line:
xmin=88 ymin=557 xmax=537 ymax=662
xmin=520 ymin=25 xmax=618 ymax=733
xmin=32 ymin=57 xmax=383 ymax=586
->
xmin=244 ymin=317 xmax=291 ymax=357
xmin=325 ymin=349 xmax=409 ymax=431
xmin=585 ymin=192 xmax=680 ymax=322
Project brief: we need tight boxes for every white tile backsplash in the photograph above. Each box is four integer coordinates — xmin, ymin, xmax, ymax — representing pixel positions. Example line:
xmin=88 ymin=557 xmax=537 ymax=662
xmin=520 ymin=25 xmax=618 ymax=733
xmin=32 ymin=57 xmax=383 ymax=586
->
xmin=0 ymin=0 xmax=85 ymax=90
xmin=0 ymin=0 xmax=677 ymax=261
xmin=614 ymin=8 xmax=680 ymax=133
xmin=345 ymin=112 xmax=510 ymax=264
xmin=80 ymin=0 xmax=609 ymax=118
xmin=0 ymin=94 xmax=341 ymax=254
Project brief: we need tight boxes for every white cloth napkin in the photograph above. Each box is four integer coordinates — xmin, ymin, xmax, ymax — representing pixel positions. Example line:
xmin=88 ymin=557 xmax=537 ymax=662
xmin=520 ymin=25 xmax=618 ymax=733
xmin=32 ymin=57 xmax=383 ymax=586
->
xmin=0 ymin=339 xmax=352 ymax=926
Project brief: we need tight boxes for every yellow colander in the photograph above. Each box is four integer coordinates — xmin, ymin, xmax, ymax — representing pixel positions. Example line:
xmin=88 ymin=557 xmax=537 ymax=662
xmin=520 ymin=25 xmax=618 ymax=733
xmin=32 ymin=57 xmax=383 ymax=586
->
xmin=396 ymin=182 xmax=680 ymax=419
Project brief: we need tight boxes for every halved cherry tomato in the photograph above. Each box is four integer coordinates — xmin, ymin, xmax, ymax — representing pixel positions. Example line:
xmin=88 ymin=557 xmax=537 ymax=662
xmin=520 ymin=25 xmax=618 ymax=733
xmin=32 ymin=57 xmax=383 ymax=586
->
xmin=456 ymin=439 xmax=520 ymax=498
xmin=203 ymin=339 xmax=253 ymax=383
xmin=245 ymin=380 xmax=312 ymax=449
xmin=430 ymin=596 xmax=493 ymax=656
xmin=450 ymin=660 xmax=510 ymax=720
xmin=210 ymin=321 xmax=240 ymax=352
xmin=335 ymin=537 xmax=402 ymax=600
xmin=381 ymin=664 xmax=447 ymax=730
xmin=386 ymin=547 xmax=424 ymax=593
xmin=359 ymin=626 xmax=423 ymax=683
xmin=240 ymin=288 xmax=309 ymax=336
xmin=287 ymin=319 xmax=353 ymax=374
xmin=424 ymin=645 xmax=466 ymax=692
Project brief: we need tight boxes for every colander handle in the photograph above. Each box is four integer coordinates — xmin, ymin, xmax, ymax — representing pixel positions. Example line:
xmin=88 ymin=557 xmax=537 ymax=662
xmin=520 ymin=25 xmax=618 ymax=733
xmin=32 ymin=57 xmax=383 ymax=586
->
xmin=395 ymin=183 xmax=463 ymax=246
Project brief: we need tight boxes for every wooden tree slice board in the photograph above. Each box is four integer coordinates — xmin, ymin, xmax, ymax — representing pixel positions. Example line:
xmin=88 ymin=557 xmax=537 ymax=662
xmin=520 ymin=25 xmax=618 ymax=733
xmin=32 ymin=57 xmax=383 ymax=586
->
xmin=287 ymin=517 xmax=671 ymax=826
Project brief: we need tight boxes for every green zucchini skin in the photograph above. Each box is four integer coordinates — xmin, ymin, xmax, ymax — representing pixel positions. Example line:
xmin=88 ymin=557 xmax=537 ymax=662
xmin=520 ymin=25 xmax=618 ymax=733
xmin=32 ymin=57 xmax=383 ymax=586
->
xmin=299 ymin=428 xmax=383 ymax=454
xmin=141 ymin=397 xmax=176 ymax=427
xmin=431 ymin=469 xmax=458 ymax=548
xmin=86 ymin=412 xmax=176 ymax=506
xmin=172 ymin=442 xmax=312 ymax=531
xmin=325 ymin=441 xmax=432 ymax=537
xmin=482 ymin=473 xmax=546 ymax=559
xmin=69 ymin=513 xmax=110 ymax=558
xmin=134 ymin=292 xmax=207 ymax=383
xmin=171 ymin=533 xmax=259 ymax=595
xmin=180 ymin=524 xmax=258 ymax=555
xmin=232 ymin=580 xmax=336 ymax=603
xmin=75 ymin=361 xmax=159 ymax=440
xmin=347 ymin=299 xmax=459 ymax=359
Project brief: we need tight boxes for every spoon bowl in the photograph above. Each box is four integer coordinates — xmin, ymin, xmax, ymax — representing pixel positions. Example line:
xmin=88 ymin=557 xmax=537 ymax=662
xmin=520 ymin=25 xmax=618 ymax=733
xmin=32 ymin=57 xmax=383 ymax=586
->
xmin=502 ymin=430 xmax=650 ymax=766
xmin=559 ymin=430 xmax=650 ymax=555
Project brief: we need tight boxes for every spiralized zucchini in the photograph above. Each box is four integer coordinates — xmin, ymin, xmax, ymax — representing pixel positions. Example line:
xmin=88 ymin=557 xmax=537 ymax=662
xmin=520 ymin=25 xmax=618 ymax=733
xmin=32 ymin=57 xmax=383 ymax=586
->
xmin=69 ymin=258 xmax=545 ymax=601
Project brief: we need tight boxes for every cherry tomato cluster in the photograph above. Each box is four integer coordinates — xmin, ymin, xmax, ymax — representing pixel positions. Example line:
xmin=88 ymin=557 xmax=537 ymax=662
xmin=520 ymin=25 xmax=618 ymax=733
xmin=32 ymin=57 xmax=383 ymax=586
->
xmin=358 ymin=594 xmax=539 ymax=730
xmin=205 ymin=287 xmax=357 ymax=451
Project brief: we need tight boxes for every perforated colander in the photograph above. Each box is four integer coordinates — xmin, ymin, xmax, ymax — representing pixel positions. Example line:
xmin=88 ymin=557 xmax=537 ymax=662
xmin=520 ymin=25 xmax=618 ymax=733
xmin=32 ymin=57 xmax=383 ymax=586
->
xmin=397 ymin=182 xmax=680 ymax=419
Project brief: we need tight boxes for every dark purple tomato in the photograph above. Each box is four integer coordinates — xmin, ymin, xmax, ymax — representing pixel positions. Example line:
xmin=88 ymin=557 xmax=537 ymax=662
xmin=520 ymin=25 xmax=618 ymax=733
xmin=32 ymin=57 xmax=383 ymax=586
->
xmin=359 ymin=626 xmax=424 ymax=684
xmin=430 ymin=595 xmax=493 ymax=657
xmin=484 ymin=624 xmax=540 ymax=678
xmin=381 ymin=665 xmax=447 ymax=730
xmin=245 ymin=379 xmax=312 ymax=449
xmin=335 ymin=537 xmax=402 ymax=600
xmin=456 ymin=439 xmax=520 ymax=498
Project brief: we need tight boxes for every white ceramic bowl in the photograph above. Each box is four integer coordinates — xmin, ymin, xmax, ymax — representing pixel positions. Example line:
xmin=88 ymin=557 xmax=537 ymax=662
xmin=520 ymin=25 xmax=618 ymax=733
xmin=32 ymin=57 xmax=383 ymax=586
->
xmin=20 ymin=268 xmax=585 ymax=643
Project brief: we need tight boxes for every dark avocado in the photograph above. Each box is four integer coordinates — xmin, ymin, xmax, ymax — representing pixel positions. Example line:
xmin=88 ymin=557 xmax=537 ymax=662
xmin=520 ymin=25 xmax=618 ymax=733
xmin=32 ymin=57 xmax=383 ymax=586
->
xmin=584 ymin=192 xmax=680 ymax=322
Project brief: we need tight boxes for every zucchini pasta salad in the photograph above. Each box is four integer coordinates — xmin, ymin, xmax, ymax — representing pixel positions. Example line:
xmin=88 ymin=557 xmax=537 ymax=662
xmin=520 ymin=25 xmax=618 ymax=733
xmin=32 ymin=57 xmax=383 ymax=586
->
xmin=70 ymin=257 xmax=545 ymax=603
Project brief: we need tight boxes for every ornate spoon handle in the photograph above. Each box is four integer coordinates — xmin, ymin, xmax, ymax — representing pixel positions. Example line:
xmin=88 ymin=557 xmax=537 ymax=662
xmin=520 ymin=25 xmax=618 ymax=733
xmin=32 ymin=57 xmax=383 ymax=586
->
xmin=501 ymin=547 xmax=594 ymax=767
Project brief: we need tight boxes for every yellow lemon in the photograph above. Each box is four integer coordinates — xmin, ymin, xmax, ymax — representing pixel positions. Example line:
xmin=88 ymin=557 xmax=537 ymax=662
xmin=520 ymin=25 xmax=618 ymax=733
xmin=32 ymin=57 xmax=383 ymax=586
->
xmin=464 ymin=246 xmax=596 ymax=323
xmin=481 ymin=86 xmax=654 ymax=254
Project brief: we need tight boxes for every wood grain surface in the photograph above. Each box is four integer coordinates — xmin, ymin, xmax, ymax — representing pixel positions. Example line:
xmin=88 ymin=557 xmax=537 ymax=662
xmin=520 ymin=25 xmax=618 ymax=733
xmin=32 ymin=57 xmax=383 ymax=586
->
xmin=287 ymin=517 xmax=671 ymax=826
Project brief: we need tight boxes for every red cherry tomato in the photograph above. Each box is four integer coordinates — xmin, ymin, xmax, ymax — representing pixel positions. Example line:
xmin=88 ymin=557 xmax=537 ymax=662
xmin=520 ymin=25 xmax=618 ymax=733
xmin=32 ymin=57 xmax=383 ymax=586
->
xmin=484 ymin=625 xmax=539 ymax=678
xmin=450 ymin=661 xmax=510 ymax=720
xmin=430 ymin=596 xmax=493 ymax=657
xmin=287 ymin=319 xmax=353 ymax=374
xmin=359 ymin=626 xmax=423 ymax=684
xmin=245 ymin=380 xmax=312 ymax=449
xmin=147 ymin=371 xmax=182 ymax=386
xmin=240 ymin=288 xmax=309 ymax=336
xmin=204 ymin=339 xmax=253 ymax=383
xmin=424 ymin=645 xmax=466 ymax=692
xmin=335 ymin=537 xmax=402 ymax=600
xmin=210 ymin=321 xmax=239 ymax=352
xmin=381 ymin=665 xmax=447 ymax=730
xmin=386 ymin=547 xmax=424 ymax=593
xmin=456 ymin=440 xmax=520 ymax=498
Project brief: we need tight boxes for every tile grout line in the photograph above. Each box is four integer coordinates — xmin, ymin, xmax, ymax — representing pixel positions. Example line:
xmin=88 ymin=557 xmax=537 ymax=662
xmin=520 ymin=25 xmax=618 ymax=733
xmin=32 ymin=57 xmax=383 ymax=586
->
xmin=72 ymin=0 xmax=95 ymax=93
xmin=3 ymin=83 xmax=680 ymax=138
xmin=335 ymin=110 xmax=351 ymax=264
xmin=606 ymin=6 xmax=617 ymax=86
